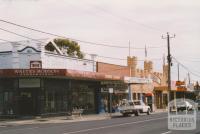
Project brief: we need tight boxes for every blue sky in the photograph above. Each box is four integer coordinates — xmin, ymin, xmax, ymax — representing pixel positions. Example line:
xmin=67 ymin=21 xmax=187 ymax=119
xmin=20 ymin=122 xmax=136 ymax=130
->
xmin=0 ymin=0 xmax=200 ymax=82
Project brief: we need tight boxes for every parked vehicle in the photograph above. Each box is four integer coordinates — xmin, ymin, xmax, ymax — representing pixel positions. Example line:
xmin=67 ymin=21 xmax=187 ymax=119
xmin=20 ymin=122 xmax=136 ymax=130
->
xmin=195 ymin=100 xmax=200 ymax=110
xmin=118 ymin=99 xmax=151 ymax=116
xmin=176 ymin=101 xmax=193 ymax=112
xmin=133 ymin=100 xmax=151 ymax=115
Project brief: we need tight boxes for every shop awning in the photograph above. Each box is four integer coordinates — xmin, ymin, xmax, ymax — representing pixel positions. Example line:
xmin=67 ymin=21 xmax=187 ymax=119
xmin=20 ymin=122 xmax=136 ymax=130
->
xmin=0 ymin=69 xmax=124 ymax=81
xmin=145 ymin=93 xmax=153 ymax=96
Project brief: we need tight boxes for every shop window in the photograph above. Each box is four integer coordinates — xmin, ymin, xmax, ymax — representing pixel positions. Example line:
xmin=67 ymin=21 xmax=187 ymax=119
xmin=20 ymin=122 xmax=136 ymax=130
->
xmin=72 ymin=87 xmax=95 ymax=114
xmin=137 ymin=93 xmax=141 ymax=100
xmin=0 ymin=93 xmax=3 ymax=115
xmin=133 ymin=93 xmax=136 ymax=100
xmin=2 ymin=92 xmax=14 ymax=115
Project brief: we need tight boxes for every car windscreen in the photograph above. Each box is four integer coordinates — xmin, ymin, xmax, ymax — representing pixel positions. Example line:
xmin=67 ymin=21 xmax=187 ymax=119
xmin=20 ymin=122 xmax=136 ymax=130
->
xmin=177 ymin=102 xmax=186 ymax=106
xmin=133 ymin=101 xmax=140 ymax=105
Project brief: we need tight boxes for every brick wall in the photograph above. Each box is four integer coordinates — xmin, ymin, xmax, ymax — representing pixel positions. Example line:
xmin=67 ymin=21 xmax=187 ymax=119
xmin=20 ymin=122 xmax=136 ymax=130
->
xmin=97 ymin=62 xmax=130 ymax=77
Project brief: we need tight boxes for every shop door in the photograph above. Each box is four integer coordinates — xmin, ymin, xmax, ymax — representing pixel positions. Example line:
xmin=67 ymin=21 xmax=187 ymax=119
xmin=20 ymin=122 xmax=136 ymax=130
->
xmin=18 ymin=89 xmax=38 ymax=116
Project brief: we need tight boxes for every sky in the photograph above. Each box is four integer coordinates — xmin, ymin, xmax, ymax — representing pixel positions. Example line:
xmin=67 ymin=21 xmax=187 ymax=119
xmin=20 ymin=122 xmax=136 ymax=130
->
xmin=0 ymin=0 xmax=200 ymax=82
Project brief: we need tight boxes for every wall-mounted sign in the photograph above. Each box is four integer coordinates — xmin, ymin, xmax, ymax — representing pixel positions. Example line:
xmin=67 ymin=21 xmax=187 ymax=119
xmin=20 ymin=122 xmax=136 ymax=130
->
xmin=124 ymin=76 xmax=152 ymax=84
xmin=175 ymin=81 xmax=185 ymax=86
xmin=19 ymin=78 xmax=40 ymax=88
xmin=109 ymin=88 xmax=113 ymax=93
xmin=177 ymin=86 xmax=187 ymax=91
xmin=0 ymin=69 xmax=122 ymax=81
xmin=30 ymin=61 xmax=42 ymax=69
xmin=101 ymin=88 xmax=109 ymax=93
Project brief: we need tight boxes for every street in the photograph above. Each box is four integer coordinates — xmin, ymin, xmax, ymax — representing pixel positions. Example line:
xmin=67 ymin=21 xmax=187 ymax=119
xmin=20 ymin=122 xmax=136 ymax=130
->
xmin=0 ymin=112 xmax=199 ymax=134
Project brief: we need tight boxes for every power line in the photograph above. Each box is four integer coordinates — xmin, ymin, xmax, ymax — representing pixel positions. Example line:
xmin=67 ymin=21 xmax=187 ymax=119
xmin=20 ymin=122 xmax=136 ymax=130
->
xmin=172 ymin=57 xmax=200 ymax=62
xmin=0 ymin=19 xmax=164 ymax=49
xmin=178 ymin=59 xmax=200 ymax=63
xmin=0 ymin=38 xmax=14 ymax=43
xmin=0 ymin=27 xmax=44 ymax=44
xmin=0 ymin=36 xmax=162 ymax=63
xmin=172 ymin=56 xmax=200 ymax=78
xmin=84 ymin=53 xmax=162 ymax=62
xmin=79 ymin=1 xmax=163 ymax=33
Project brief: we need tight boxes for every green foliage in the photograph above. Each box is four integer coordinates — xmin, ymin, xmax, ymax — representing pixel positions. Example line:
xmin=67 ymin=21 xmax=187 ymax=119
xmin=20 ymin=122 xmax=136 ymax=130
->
xmin=54 ymin=38 xmax=84 ymax=59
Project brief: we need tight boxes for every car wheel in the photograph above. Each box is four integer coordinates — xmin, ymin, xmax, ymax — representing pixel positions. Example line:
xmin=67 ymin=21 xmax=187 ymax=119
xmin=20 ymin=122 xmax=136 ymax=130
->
xmin=135 ymin=110 xmax=139 ymax=116
xmin=147 ymin=109 xmax=150 ymax=115
xmin=123 ymin=113 xmax=128 ymax=117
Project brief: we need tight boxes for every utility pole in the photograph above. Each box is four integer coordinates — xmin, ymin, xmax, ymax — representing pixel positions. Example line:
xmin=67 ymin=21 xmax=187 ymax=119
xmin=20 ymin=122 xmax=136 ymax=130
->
xmin=188 ymin=72 xmax=191 ymax=84
xmin=129 ymin=41 xmax=131 ymax=57
xmin=128 ymin=41 xmax=133 ymax=101
xmin=178 ymin=63 xmax=180 ymax=81
xmin=162 ymin=32 xmax=175 ymax=103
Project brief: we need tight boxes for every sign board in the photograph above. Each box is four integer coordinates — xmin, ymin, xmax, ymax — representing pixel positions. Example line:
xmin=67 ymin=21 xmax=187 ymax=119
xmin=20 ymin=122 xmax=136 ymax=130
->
xmin=114 ymin=89 xmax=129 ymax=94
xmin=19 ymin=79 xmax=40 ymax=88
xmin=124 ymin=76 xmax=152 ymax=84
xmin=109 ymin=88 xmax=113 ymax=93
xmin=30 ymin=61 xmax=42 ymax=69
xmin=176 ymin=81 xmax=185 ymax=86
xmin=168 ymin=99 xmax=197 ymax=130
xmin=176 ymin=86 xmax=187 ymax=91
xmin=101 ymin=88 xmax=109 ymax=93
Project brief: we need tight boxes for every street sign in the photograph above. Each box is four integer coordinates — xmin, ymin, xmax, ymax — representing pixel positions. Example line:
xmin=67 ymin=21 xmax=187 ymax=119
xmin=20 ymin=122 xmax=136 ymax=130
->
xmin=177 ymin=86 xmax=187 ymax=91
xmin=109 ymin=88 xmax=113 ymax=93
xmin=175 ymin=81 xmax=185 ymax=86
xmin=124 ymin=76 xmax=152 ymax=84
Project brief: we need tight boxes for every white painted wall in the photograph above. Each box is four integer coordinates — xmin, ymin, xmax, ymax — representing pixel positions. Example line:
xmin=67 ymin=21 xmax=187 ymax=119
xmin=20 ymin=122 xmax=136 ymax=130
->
xmin=0 ymin=53 xmax=12 ymax=69
xmin=19 ymin=53 xmax=41 ymax=69
xmin=0 ymin=48 xmax=95 ymax=72
xmin=0 ymin=40 xmax=96 ymax=71
xmin=43 ymin=52 xmax=95 ymax=72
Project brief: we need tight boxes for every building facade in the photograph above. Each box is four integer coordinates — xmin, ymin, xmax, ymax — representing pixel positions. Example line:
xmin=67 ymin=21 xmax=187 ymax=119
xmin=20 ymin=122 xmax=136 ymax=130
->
xmin=97 ymin=56 xmax=165 ymax=111
xmin=0 ymin=40 xmax=126 ymax=117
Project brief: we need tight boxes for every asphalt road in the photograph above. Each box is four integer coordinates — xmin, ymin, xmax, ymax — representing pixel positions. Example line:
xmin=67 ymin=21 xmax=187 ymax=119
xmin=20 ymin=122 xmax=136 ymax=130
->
xmin=0 ymin=112 xmax=199 ymax=134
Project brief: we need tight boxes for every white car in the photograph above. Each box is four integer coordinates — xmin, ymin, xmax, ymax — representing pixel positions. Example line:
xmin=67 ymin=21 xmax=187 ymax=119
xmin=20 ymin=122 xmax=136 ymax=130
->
xmin=176 ymin=101 xmax=193 ymax=112
xmin=133 ymin=100 xmax=151 ymax=115
xmin=118 ymin=100 xmax=139 ymax=116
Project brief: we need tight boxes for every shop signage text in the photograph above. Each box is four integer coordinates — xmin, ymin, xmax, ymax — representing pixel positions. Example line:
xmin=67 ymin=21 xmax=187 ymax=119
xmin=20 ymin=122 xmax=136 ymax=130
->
xmin=124 ymin=76 xmax=152 ymax=84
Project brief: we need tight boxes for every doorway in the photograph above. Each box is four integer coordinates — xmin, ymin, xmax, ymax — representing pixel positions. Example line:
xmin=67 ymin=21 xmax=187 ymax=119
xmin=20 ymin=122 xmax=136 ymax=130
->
xmin=18 ymin=89 xmax=39 ymax=116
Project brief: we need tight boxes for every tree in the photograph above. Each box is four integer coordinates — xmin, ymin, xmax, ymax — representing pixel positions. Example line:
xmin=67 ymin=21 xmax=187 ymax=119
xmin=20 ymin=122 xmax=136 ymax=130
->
xmin=54 ymin=38 xmax=84 ymax=59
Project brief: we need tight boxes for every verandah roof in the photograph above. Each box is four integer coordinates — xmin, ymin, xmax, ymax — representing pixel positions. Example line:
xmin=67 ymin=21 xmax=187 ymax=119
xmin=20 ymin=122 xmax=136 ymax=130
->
xmin=0 ymin=69 xmax=123 ymax=81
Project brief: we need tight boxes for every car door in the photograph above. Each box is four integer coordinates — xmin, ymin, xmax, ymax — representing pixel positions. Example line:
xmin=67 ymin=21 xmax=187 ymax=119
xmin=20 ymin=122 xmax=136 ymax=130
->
xmin=140 ymin=101 xmax=148 ymax=112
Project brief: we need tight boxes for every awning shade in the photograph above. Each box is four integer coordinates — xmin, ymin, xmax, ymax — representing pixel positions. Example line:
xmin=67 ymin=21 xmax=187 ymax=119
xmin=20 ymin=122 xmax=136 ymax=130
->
xmin=145 ymin=93 xmax=153 ymax=96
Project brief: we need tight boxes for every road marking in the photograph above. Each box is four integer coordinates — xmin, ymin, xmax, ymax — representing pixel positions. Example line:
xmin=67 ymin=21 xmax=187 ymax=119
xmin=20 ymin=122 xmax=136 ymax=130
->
xmin=63 ymin=117 xmax=167 ymax=134
xmin=0 ymin=127 xmax=38 ymax=134
xmin=161 ymin=131 xmax=171 ymax=134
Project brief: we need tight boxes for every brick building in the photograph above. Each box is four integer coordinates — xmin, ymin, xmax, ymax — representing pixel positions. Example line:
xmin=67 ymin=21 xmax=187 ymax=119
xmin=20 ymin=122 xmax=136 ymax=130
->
xmin=97 ymin=56 xmax=169 ymax=110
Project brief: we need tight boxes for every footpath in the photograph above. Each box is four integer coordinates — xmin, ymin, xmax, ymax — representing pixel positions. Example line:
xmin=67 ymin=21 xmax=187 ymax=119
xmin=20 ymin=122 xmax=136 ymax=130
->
xmin=0 ymin=109 xmax=167 ymax=126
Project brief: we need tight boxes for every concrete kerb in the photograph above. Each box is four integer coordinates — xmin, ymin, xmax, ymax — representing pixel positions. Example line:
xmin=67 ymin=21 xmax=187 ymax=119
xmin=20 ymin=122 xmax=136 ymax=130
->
xmin=0 ymin=110 xmax=166 ymax=126
xmin=0 ymin=114 xmax=111 ymax=126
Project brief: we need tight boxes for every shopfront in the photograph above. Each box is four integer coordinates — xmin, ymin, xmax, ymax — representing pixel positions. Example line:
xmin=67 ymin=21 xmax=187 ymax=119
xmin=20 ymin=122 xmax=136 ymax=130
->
xmin=98 ymin=81 xmax=128 ymax=113
xmin=0 ymin=69 xmax=123 ymax=117
xmin=154 ymin=86 xmax=168 ymax=109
